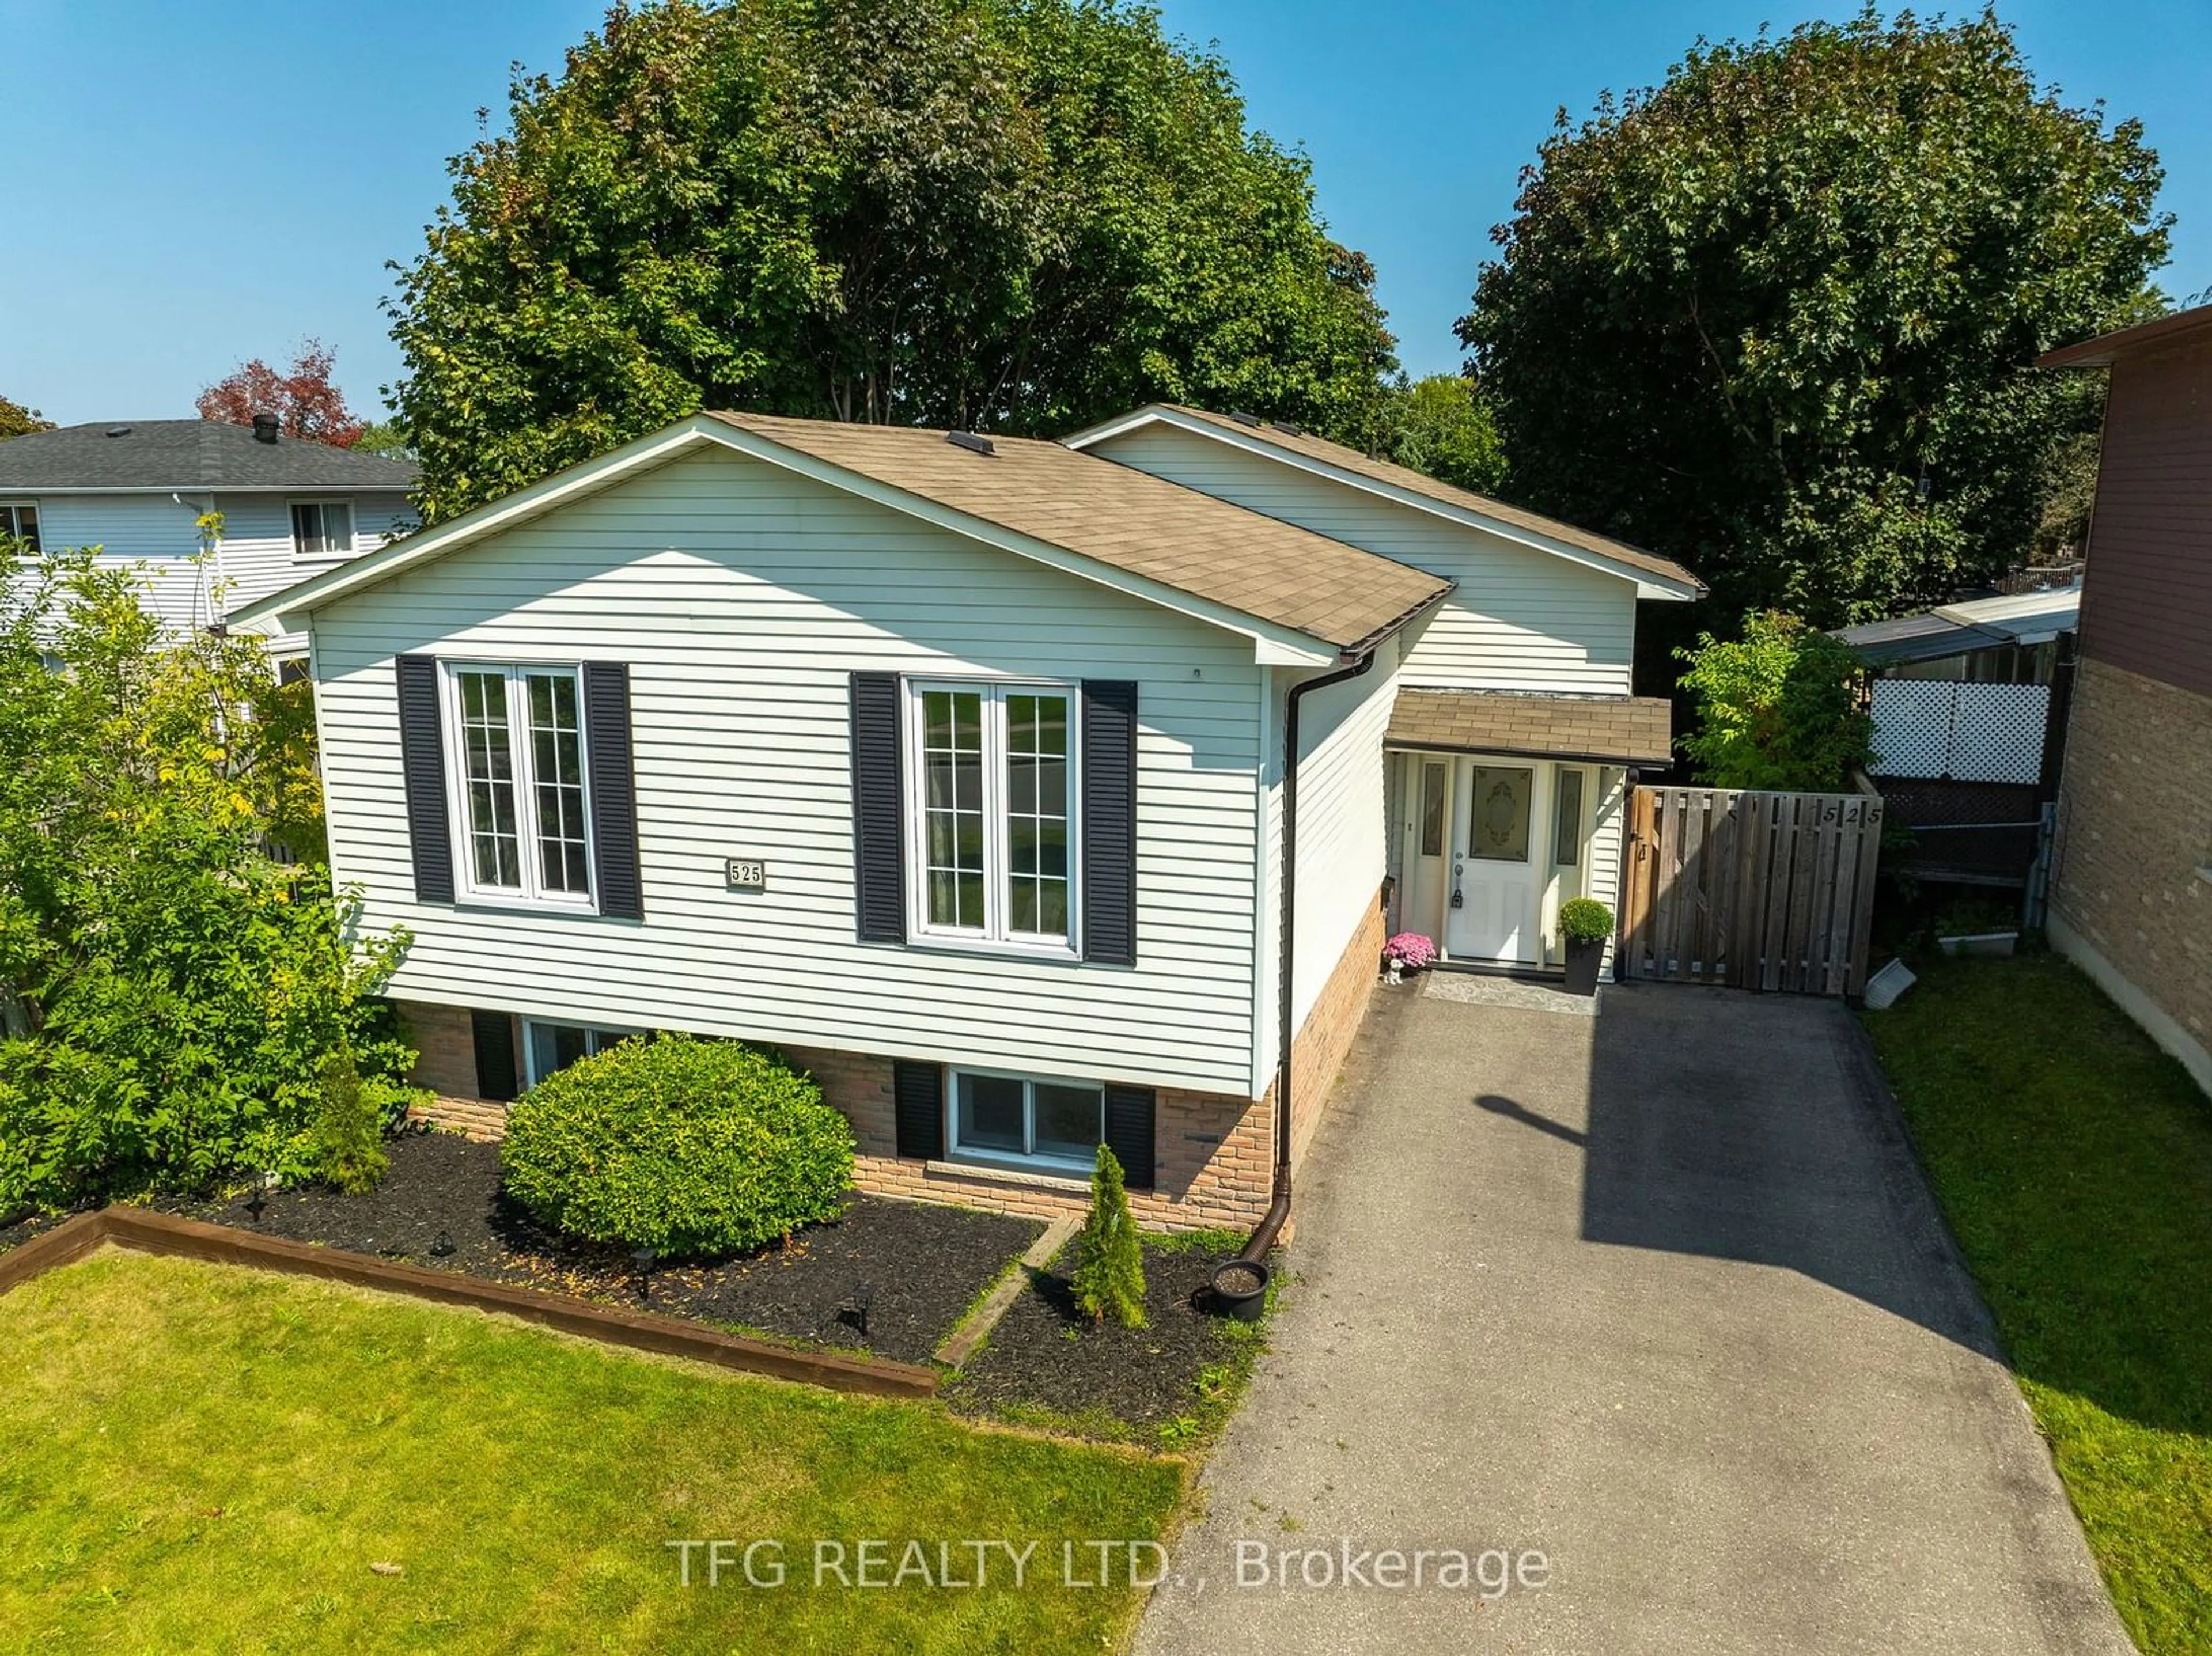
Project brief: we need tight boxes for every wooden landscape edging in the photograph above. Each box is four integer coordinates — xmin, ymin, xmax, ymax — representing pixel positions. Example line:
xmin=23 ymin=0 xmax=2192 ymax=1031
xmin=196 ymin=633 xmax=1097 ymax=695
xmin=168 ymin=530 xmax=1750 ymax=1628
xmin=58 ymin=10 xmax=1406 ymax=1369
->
xmin=0 ymin=1210 xmax=108 ymax=1297
xmin=0 ymin=1207 xmax=940 ymax=1401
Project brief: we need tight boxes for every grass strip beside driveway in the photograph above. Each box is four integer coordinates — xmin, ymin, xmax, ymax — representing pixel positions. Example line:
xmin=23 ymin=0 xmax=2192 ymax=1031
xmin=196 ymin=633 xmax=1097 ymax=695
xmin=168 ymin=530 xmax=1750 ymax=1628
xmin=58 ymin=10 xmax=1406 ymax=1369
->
xmin=1 ymin=1250 xmax=1183 ymax=1654
xmin=1863 ymin=950 xmax=2212 ymax=1654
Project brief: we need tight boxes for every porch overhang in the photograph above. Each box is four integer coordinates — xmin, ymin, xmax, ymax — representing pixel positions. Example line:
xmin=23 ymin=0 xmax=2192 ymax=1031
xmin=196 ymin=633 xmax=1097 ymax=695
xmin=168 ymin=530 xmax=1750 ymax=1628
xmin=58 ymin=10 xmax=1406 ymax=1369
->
xmin=1385 ymin=688 xmax=1673 ymax=768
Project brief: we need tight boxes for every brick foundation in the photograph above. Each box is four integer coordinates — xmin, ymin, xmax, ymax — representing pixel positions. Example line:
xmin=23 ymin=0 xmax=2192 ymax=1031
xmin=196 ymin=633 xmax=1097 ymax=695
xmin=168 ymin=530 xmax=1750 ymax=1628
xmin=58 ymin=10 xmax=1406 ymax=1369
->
xmin=389 ymin=882 xmax=1387 ymax=1229
xmin=802 ymin=1046 xmax=1275 ymax=1233
xmin=398 ymin=1001 xmax=514 ymax=1142
xmin=2050 ymin=658 xmax=2212 ymax=1092
xmin=1289 ymin=886 xmax=1386 ymax=1172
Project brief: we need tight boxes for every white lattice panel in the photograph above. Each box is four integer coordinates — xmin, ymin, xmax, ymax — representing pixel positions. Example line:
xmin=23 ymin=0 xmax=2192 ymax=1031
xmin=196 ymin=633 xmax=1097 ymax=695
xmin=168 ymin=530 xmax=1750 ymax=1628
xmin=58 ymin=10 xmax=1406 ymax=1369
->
xmin=1870 ymin=680 xmax=2048 ymax=784
xmin=1869 ymin=681 xmax=1955 ymax=777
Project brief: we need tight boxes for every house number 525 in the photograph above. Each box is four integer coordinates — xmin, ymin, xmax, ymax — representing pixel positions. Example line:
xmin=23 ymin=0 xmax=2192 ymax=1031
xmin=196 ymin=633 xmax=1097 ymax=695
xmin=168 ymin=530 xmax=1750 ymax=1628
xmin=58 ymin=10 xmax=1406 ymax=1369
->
xmin=725 ymin=858 xmax=767 ymax=892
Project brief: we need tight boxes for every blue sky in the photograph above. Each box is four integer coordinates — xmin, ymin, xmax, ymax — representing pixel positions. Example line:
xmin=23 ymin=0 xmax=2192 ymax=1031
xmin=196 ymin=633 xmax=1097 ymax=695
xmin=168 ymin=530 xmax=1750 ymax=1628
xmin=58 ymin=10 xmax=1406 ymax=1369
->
xmin=3 ymin=1 xmax=2205 ymax=426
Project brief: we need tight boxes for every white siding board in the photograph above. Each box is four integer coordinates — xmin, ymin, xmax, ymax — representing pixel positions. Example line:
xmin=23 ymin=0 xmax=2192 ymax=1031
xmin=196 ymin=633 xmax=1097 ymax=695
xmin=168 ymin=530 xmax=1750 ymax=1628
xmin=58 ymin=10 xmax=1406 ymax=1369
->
xmin=1285 ymin=638 xmax=1398 ymax=1029
xmin=22 ymin=488 xmax=413 ymax=647
xmin=312 ymin=448 xmax=1263 ymax=1094
xmin=1095 ymin=425 xmax=1638 ymax=694
xmin=1588 ymin=766 xmax=1627 ymax=976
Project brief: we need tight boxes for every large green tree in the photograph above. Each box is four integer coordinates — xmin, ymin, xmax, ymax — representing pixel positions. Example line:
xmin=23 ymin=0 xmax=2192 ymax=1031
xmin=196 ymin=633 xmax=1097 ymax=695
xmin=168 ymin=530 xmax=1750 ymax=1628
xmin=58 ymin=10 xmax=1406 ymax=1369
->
xmin=1361 ymin=373 xmax=1508 ymax=495
xmin=0 ymin=554 xmax=416 ymax=1210
xmin=388 ymin=0 xmax=1393 ymax=520
xmin=1459 ymin=8 xmax=2168 ymax=629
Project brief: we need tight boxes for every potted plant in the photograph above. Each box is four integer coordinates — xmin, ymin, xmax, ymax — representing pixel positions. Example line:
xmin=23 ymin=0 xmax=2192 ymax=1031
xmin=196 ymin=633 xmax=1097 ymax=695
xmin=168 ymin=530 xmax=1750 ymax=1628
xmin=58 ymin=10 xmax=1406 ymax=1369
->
xmin=1558 ymin=898 xmax=1613 ymax=996
xmin=1382 ymin=931 xmax=1438 ymax=984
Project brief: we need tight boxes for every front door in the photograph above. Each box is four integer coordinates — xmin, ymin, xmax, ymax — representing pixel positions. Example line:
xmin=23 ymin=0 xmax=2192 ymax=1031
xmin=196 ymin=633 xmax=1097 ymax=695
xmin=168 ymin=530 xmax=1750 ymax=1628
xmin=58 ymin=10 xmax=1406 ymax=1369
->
xmin=1446 ymin=763 xmax=1543 ymax=964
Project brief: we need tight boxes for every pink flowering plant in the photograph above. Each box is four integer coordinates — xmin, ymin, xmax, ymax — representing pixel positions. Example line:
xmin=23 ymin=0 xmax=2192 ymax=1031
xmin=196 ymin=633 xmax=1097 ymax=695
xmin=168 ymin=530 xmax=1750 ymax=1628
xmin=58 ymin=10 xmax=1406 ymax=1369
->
xmin=1384 ymin=931 xmax=1438 ymax=971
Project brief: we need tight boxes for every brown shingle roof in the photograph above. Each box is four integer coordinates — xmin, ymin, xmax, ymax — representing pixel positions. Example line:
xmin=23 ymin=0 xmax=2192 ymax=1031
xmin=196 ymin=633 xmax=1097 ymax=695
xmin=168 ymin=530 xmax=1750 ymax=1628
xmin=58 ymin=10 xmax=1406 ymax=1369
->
xmin=2037 ymin=302 xmax=2212 ymax=369
xmin=1387 ymin=688 xmax=1673 ymax=766
xmin=1153 ymin=405 xmax=1704 ymax=594
xmin=706 ymin=412 xmax=1451 ymax=653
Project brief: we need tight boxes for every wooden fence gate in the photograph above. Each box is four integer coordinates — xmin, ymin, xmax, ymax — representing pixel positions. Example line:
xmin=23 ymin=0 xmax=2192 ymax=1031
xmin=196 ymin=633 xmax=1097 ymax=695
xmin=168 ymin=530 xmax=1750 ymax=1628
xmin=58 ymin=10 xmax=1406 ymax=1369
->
xmin=1620 ymin=786 xmax=1884 ymax=996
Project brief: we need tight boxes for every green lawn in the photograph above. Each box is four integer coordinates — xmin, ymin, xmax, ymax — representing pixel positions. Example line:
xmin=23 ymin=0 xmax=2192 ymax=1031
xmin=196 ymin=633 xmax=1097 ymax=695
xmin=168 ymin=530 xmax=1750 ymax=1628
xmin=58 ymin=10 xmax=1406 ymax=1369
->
xmin=0 ymin=1250 xmax=1184 ymax=1654
xmin=1863 ymin=950 xmax=2212 ymax=1654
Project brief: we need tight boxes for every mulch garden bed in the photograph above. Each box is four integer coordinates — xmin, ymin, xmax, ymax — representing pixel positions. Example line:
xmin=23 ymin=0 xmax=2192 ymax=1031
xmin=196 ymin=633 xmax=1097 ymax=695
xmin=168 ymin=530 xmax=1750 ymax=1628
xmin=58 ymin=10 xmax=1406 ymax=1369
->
xmin=945 ymin=1234 xmax=1267 ymax=1442
xmin=150 ymin=1132 xmax=1041 ymax=1367
xmin=0 ymin=1210 xmax=72 ymax=1259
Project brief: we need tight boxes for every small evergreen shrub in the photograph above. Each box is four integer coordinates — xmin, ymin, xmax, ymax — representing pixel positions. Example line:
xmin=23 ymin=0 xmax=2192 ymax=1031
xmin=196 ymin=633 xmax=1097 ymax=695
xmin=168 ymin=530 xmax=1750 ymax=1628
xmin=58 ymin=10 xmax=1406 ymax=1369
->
xmin=500 ymin=1035 xmax=853 ymax=1259
xmin=1559 ymin=898 xmax=1615 ymax=946
xmin=309 ymin=1047 xmax=389 ymax=1195
xmin=1070 ymin=1144 xmax=1147 ymax=1329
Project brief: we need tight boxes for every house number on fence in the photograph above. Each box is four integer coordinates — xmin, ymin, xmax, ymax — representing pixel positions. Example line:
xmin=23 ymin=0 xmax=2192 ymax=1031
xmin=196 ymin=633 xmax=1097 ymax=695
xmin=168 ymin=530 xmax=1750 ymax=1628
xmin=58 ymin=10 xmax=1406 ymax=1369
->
xmin=725 ymin=858 xmax=767 ymax=892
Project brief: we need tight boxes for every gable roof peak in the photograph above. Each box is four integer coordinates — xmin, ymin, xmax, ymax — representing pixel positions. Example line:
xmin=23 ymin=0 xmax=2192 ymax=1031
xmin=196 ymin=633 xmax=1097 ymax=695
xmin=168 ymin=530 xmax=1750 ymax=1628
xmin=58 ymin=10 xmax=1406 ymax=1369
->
xmin=1068 ymin=401 xmax=1704 ymax=599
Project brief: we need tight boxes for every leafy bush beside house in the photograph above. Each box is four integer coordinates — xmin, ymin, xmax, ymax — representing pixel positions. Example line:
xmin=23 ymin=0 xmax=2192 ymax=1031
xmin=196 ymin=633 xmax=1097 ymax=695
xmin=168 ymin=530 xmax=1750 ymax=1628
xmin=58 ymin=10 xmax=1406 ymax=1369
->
xmin=0 ymin=552 xmax=415 ymax=1212
xmin=500 ymin=1036 xmax=854 ymax=1259
xmin=1677 ymin=611 xmax=1875 ymax=791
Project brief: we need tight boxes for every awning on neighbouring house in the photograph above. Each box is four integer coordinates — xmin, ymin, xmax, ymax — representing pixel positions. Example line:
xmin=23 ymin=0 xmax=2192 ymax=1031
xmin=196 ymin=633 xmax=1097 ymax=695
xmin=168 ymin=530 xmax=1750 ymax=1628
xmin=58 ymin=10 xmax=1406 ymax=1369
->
xmin=1385 ymin=688 xmax=1673 ymax=767
xmin=1833 ymin=586 xmax=2081 ymax=667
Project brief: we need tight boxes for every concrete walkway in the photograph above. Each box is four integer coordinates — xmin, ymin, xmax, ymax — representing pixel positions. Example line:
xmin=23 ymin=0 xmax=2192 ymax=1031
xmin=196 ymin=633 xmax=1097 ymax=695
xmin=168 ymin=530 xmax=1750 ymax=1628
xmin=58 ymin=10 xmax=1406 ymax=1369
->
xmin=1137 ymin=980 xmax=2130 ymax=1655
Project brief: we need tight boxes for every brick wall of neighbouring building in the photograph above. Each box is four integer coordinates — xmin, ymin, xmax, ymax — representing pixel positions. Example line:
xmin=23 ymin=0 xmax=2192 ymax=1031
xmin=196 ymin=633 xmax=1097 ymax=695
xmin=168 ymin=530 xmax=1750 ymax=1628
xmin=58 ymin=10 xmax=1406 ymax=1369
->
xmin=2050 ymin=657 xmax=2212 ymax=1094
xmin=391 ymin=881 xmax=1386 ymax=1229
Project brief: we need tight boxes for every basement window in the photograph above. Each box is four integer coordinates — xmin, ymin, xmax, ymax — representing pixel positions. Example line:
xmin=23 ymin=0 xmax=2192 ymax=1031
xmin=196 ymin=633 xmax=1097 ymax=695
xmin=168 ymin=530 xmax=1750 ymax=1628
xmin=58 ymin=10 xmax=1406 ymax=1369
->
xmin=522 ymin=1021 xmax=637 ymax=1087
xmin=948 ymin=1068 xmax=1104 ymax=1173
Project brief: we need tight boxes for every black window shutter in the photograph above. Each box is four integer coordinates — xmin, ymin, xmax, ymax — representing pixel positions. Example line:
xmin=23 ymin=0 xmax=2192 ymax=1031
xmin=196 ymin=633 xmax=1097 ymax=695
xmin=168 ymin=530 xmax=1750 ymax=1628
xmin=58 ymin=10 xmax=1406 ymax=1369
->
xmin=850 ymin=673 xmax=906 ymax=943
xmin=1081 ymin=680 xmax=1138 ymax=965
xmin=395 ymin=654 xmax=454 ymax=903
xmin=892 ymin=1060 xmax=944 ymax=1161
xmin=471 ymin=1010 xmax=519 ymax=1102
xmin=582 ymin=662 xmax=643 ymax=920
xmin=1104 ymin=1084 xmax=1156 ymax=1190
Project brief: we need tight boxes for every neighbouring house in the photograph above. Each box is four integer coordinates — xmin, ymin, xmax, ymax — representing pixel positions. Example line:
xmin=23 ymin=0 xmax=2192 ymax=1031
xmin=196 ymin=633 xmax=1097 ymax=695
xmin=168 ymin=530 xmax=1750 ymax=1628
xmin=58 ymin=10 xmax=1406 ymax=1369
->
xmin=230 ymin=407 xmax=1700 ymax=1231
xmin=1835 ymin=584 xmax=2080 ymax=896
xmin=2039 ymin=304 xmax=2212 ymax=1094
xmin=0 ymin=416 xmax=416 ymax=657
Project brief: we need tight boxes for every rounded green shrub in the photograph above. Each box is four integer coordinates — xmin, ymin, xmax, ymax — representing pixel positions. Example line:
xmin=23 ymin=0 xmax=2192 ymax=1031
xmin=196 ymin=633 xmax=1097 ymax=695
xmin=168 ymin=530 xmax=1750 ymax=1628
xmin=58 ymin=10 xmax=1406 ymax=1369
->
xmin=1558 ymin=897 xmax=1615 ymax=945
xmin=499 ymin=1035 xmax=853 ymax=1259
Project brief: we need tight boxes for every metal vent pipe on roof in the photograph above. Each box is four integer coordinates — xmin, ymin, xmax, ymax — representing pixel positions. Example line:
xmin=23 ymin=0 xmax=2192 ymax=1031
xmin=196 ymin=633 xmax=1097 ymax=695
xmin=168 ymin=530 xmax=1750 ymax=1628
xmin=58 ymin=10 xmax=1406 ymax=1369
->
xmin=251 ymin=413 xmax=281 ymax=444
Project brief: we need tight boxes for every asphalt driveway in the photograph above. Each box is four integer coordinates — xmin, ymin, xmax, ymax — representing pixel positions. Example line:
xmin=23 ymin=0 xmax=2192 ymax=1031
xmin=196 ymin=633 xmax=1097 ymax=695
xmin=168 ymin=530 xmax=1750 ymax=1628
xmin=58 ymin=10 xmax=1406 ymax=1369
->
xmin=1138 ymin=979 xmax=2131 ymax=1655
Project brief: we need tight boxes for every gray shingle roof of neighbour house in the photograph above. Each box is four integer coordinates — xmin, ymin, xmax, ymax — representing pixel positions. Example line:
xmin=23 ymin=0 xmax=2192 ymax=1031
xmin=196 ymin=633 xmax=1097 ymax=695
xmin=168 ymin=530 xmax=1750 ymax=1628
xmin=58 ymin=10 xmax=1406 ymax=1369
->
xmin=1387 ymin=688 xmax=1675 ymax=767
xmin=0 ymin=420 xmax=418 ymax=492
xmin=706 ymin=412 xmax=1455 ymax=653
xmin=1145 ymin=404 xmax=1706 ymax=594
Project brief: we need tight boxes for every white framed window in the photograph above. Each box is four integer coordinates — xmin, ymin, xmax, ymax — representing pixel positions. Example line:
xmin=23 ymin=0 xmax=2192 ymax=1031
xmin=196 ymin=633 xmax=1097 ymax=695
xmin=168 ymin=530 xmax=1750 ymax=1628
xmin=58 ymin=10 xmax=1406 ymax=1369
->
xmin=523 ymin=1020 xmax=636 ymax=1087
xmin=906 ymin=679 xmax=1079 ymax=951
xmin=442 ymin=662 xmax=594 ymax=908
xmin=290 ymin=499 xmax=355 ymax=559
xmin=1 ymin=502 xmax=40 ymax=553
xmin=949 ymin=1068 xmax=1105 ymax=1172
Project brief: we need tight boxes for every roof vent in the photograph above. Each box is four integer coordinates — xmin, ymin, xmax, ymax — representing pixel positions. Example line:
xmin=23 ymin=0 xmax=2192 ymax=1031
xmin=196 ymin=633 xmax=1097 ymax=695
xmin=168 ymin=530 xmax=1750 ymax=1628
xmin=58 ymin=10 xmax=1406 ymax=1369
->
xmin=944 ymin=429 xmax=995 ymax=456
xmin=105 ymin=425 xmax=132 ymax=438
xmin=1226 ymin=410 xmax=1262 ymax=426
xmin=251 ymin=412 xmax=281 ymax=444
xmin=1268 ymin=419 xmax=1305 ymax=437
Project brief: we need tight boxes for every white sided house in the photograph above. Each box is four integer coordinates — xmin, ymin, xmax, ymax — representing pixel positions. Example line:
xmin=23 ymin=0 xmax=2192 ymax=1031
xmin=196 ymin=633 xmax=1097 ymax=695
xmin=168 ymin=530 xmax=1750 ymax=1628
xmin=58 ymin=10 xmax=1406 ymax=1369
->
xmin=233 ymin=408 xmax=1700 ymax=1231
xmin=0 ymin=416 xmax=416 ymax=655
